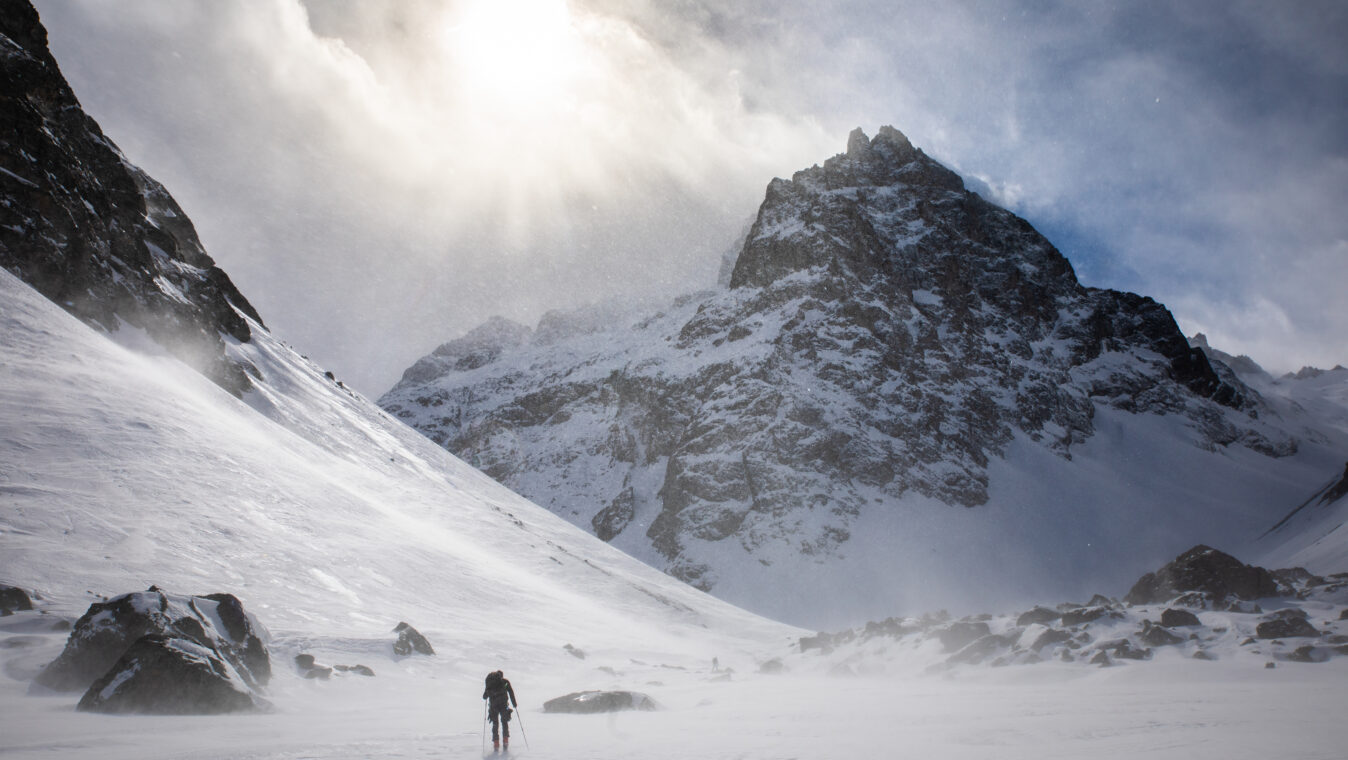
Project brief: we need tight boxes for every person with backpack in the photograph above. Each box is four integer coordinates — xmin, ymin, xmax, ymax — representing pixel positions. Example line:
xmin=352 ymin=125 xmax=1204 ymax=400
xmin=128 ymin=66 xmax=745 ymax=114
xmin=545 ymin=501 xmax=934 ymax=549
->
xmin=482 ymin=670 xmax=517 ymax=752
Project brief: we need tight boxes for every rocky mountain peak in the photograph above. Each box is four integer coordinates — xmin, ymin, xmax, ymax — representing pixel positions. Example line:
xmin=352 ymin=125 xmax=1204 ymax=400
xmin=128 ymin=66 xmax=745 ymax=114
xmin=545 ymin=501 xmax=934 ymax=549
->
xmin=0 ymin=0 xmax=263 ymax=394
xmin=383 ymin=126 xmax=1301 ymax=614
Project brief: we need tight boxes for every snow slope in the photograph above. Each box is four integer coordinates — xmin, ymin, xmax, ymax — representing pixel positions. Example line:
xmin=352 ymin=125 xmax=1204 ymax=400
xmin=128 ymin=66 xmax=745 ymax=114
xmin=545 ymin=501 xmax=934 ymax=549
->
xmin=3 ymin=270 xmax=1348 ymax=759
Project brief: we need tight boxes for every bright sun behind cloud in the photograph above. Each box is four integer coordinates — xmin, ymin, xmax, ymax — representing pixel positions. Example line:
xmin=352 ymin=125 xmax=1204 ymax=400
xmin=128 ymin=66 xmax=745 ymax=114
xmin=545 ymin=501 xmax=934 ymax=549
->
xmin=442 ymin=0 xmax=582 ymax=113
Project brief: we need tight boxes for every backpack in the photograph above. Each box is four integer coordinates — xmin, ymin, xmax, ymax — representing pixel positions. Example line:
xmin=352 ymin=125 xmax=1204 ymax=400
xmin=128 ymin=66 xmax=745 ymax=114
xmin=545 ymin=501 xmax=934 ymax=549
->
xmin=484 ymin=670 xmax=505 ymax=696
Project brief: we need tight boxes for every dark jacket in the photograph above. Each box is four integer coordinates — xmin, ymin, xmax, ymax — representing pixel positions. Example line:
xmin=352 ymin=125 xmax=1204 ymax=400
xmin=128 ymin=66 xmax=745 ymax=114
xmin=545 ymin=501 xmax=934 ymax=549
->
xmin=483 ymin=671 xmax=516 ymax=709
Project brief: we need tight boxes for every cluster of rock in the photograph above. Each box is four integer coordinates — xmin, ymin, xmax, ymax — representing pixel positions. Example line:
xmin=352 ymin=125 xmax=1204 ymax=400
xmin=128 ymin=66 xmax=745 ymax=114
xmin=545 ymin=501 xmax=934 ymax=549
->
xmin=382 ymin=126 xmax=1295 ymax=593
xmin=799 ymin=545 xmax=1348 ymax=671
xmin=34 ymin=587 xmax=272 ymax=714
xmin=0 ymin=2 xmax=264 ymax=394
xmin=19 ymin=586 xmax=441 ymax=712
xmin=294 ymin=653 xmax=375 ymax=679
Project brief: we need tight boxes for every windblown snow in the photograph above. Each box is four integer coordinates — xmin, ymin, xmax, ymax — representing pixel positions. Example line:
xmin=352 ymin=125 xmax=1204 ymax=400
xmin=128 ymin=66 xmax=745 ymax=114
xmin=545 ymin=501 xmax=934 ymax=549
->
xmin=3 ymin=267 xmax=1348 ymax=759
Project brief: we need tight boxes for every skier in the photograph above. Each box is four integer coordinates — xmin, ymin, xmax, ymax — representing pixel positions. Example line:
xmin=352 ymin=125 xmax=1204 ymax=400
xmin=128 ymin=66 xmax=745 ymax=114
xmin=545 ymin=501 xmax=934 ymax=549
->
xmin=483 ymin=669 xmax=517 ymax=753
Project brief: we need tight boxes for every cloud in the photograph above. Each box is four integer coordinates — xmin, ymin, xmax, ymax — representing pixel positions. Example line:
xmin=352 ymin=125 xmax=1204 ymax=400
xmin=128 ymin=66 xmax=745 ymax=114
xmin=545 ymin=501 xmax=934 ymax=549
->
xmin=32 ymin=0 xmax=1348 ymax=391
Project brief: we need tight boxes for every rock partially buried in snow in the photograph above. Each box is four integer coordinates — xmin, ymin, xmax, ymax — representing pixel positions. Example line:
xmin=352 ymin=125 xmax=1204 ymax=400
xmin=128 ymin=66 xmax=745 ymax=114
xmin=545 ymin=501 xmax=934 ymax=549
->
xmin=1256 ymin=609 xmax=1320 ymax=639
xmin=392 ymin=622 xmax=434 ymax=656
xmin=36 ymin=587 xmax=269 ymax=693
xmin=1124 ymin=545 xmax=1279 ymax=605
xmin=78 ymin=634 xmax=271 ymax=714
xmin=1160 ymin=608 xmax=1202 ymax=627
xmin=543 ymin=690 xmax=660 ymax=714
xmin=0 ymin=585 xmax=34 ymax=615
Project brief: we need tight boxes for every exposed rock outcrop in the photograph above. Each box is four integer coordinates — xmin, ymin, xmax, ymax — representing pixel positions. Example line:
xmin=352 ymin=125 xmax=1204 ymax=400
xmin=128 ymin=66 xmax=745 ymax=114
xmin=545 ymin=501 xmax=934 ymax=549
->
xmin=0 ymin=1 xmax=263 ymax=394
xmin=1124 ymin=545 xmax=1282 ymax=606
xmin=392 ymin=622 xmax=434 ymax=656
xmin=35 ymin=588 xmax=269 ymax=698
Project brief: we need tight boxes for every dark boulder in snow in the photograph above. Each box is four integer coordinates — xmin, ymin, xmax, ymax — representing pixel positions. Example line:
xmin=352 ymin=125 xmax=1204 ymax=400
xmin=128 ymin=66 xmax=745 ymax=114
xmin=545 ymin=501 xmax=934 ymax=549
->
xmin=0 ymin=585 xmax=34 ymax=615
xmin=1160 ymin=608 xmax=1202 ymax=627
xmin=392 ymin=622 xmax=434 ymax=656
xmin=1256 ymin=609 xmax=1319 ymax=639
xmin=77 ymin=634 xmax=270 ymax=714
xmin=1287 ymin=645 xmax=1328 ymax=663
xmin=1140 ymin=622 xmax=1184 ymax=647
xmin=935 ymin=621 xmax=991 ymax=652
xmin=948 ymin=633 xmax=1018 ymax=665
xmin=36 ymin=587 xmax=269 ymax=693
xmin=543 ymin=690 xmax=660 ymax=714
xmin=1061 ymin=606 xmax=1114 ymax=627
xmin=1124 ymin=545 xmax=1280 ymax=605
xmin=1031 ymin=628 xmax=1073 ymax=652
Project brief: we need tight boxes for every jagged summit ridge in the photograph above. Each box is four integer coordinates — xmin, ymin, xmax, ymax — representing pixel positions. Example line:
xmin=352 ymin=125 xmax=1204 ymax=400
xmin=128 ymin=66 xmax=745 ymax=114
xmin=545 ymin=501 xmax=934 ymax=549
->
xmin=0 ymin=1 xmax=263 ymax=394
xmin=382 ymin=126 xmax=1307 ymax=621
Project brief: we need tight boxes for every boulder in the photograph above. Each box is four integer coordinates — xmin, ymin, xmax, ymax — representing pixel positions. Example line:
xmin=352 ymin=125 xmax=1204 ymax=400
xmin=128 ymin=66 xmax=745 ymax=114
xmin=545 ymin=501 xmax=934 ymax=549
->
xmin=1016 ymin=607 xmax=1061 ymax=627
xmin=392 ymin=622 xmax=434 ymax=656
xmin=78 ymin=634 xmax=270 ymax=714
xmin=935 ymin=621 xmax=990 ymax=652
xmin=543 ymin=690 xmax=659 ymax=713
xmin=1339 ymin=608 xmax=1348 ymax=621
xmin=36 ymin=588 xmax=269 ymax=693
xmin=0 ymin=585 xmax=34 ymax=615
xmin=1031 ymin=628 xmax=1073 ymax=652
xmin=1060 ymin=606 xmax=1111 ymax=627
xmin=1124 ymin=545 xmax=1279 ymax=605
xmin=1160 ymin=608 xmax=1201 ymax=627
xmin=1256 ymin=610 xmax=1319 ymax=639
xmin=948 ymin=634 xmax=1017 ymax=665
xmin=334 ymin=664 xmax=375 ymax=677
xmin=1287 ymin=645 xmax=1328 ymax=664
xmin=1140 ymin=623 xmax=1184 ymax=647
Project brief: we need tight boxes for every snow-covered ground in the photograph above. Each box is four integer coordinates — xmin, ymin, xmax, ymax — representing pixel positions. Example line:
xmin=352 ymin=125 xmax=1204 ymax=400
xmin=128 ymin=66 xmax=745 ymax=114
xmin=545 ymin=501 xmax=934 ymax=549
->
xmin=3 ymin=268 xmax=1347 ymax=758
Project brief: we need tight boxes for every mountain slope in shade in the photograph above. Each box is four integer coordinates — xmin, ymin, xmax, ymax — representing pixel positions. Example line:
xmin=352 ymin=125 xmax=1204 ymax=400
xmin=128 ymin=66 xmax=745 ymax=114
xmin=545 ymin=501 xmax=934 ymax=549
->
xmin=0 ymin=1 xmax=262 ymax=394
xmin=382 ymin=127 xmax=1346 ymax=628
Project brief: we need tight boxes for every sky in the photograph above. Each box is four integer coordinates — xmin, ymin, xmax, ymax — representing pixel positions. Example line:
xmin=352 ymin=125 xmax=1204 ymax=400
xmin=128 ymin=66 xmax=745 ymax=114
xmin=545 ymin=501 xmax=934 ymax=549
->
xmin=32 ymin=0 xmax=1348 ymax=395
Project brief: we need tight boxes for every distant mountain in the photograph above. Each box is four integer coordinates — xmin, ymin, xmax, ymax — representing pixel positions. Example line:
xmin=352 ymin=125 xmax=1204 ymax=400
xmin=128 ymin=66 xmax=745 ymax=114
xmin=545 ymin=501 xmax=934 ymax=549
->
xmin=383 ymin=127 xmax=1347 ymax=626
xmin=0 ymin=0 xmax=262 ymax=394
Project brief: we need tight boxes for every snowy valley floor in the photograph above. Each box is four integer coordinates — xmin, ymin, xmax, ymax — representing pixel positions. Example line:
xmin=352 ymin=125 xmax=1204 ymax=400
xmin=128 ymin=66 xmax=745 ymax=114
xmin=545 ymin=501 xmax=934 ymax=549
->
xmin=4 ymin=609 xmax=1345 ymax=760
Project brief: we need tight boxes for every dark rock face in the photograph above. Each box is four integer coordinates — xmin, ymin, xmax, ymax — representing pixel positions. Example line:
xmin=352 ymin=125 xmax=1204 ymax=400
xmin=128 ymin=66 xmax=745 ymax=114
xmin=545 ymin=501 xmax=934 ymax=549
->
xmin=392 ymin=622 xmax=434 ymax=656
xmin=0 ymin=585 xmax=33 ymax=615
xmin=1124 ymin=545 xmax=1281 ymax=605
xmin=77 ymin=634 xmax=270 ymax=714
xmin=382 ymin=127 xmax=1289 ymax=594
xmin=35 ymin=588 xmax=269 ymax=695
xmin=542 ymin=690 xmax=659 ymax=714
xmin=0 ymin=1 xmax=263 ymax=395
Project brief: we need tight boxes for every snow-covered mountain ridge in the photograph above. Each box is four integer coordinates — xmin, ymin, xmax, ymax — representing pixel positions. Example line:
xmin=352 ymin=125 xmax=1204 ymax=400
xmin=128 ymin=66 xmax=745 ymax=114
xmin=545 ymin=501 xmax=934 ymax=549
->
xmin=382 ymin=127 xmax=1348 ymax=627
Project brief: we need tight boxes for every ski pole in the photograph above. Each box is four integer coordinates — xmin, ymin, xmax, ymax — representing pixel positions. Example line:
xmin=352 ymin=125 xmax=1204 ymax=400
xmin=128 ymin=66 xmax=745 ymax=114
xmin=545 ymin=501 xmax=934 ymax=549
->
xmin=482 ymin=699 xmax=487 ymax=754
xmin=514 ymin=704 xmax=530 ymax=750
